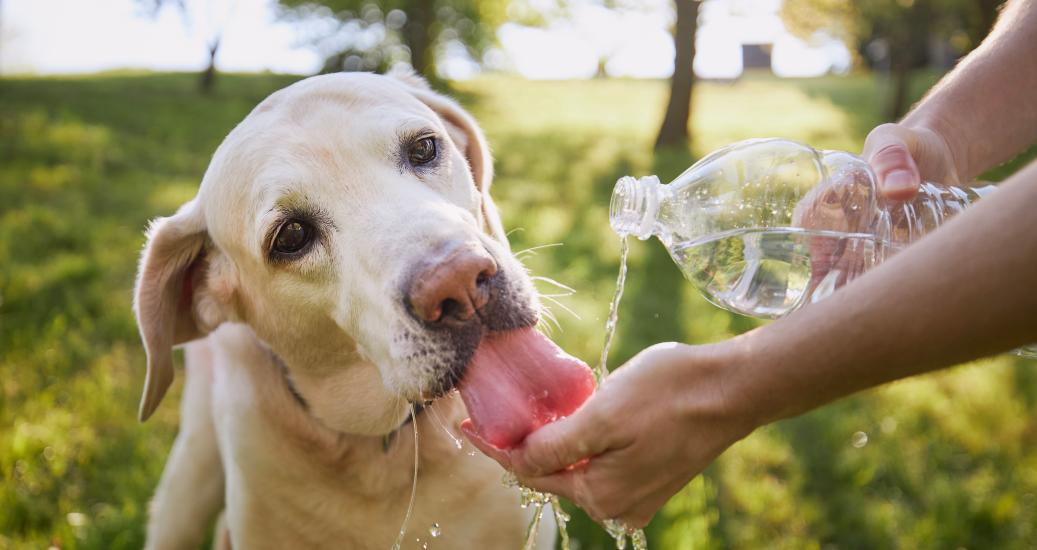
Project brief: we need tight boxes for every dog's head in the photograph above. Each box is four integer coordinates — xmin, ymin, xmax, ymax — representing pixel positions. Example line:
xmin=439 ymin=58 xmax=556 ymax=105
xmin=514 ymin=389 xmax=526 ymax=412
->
xmin=133 ymin=72 xmax=540 ymax=434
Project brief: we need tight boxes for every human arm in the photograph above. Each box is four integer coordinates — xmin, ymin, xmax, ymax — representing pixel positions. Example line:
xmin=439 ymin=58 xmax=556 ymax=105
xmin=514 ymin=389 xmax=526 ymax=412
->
xmin=466 ymin=160 xmax=1037 ymax=527
xmin=867 ymin=0 xmax=1037 ymax=199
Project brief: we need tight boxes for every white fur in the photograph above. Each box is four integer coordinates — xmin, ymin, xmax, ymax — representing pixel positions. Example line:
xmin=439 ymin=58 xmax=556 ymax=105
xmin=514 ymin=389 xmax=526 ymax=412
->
xmin=135 ymin=73 xmax=555 ymax=549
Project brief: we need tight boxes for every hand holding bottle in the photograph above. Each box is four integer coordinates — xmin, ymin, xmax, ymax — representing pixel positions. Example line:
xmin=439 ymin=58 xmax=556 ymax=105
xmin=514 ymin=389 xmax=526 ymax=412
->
xmin=862 ymin=123 xmax=963 ymax=200
xmin=791 ymin=121 xmax=964 ymax=299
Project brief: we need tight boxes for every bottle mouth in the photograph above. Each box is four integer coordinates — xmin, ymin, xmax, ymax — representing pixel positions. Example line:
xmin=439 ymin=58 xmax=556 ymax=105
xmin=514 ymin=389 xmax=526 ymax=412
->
xmin=609 ymin=176 xmax=659 ymax=240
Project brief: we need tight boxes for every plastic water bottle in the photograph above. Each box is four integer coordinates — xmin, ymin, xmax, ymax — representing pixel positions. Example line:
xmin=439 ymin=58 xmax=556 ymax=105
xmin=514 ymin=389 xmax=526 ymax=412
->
xmin=610 ymin=138 xmax=1035 ymax=358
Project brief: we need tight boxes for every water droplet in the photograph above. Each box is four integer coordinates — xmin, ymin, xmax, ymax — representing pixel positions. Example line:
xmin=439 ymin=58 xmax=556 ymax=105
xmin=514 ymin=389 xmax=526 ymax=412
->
xmin=429 ymin=523 xmax=441 ymax=538
xmin=851 ymin=431 xmax=869 ymax=448
xmin=631 ymin=528 xmax=648 ymax=550
xmin=453 ymin=438 xmax=463 ymax=450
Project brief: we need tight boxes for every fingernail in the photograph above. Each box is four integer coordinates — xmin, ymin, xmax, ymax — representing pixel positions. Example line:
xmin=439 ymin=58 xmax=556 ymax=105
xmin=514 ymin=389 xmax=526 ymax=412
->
xmin=883 ymin=169 xmax=916 ymax=192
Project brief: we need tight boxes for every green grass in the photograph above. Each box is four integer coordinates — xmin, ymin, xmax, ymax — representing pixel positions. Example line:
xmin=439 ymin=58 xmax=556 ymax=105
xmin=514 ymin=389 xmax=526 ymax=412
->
xmin=2 ymin=71 xmax=1036 ymax=549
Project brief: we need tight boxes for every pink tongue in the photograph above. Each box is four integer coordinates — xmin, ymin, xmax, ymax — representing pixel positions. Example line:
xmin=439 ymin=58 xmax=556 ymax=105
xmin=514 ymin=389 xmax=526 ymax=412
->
xmin=459 ymin=328 xmax=595 ymax=449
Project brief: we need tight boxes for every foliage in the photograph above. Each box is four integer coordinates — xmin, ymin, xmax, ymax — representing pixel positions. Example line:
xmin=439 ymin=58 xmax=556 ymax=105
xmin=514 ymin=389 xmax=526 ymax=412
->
xmin=781 ymin=0 xmax=1005 ymax=118
xmin=277 ymin=0 xmax=507 ymax=77
xmin=782 ymin=0 xmax=1004 ymax=58
xmin=2 ymin=71 xmax=1037 ymax=549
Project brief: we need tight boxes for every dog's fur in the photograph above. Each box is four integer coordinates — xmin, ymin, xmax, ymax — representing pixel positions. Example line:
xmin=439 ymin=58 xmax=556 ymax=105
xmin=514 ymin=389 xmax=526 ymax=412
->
xmin=135 ymin=72 xmax=555 ymax=549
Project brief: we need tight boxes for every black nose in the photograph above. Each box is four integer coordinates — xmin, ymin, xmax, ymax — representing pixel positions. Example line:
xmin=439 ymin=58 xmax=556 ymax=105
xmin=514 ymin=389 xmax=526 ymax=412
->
xmin=405 ymin=242 xmax=498 ymax=327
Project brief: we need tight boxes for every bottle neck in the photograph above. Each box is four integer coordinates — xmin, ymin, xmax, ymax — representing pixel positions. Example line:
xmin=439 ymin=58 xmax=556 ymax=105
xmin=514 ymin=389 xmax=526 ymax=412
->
xmin=610 ymin=175 xmax=663 ymax=240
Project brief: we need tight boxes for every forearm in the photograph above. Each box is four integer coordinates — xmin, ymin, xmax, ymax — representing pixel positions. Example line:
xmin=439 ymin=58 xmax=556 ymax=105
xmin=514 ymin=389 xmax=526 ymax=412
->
xmin=902 ymin=0 xmax=1037 ymax=180
xmin=729 ymin=160 xmax=1037 ymax=425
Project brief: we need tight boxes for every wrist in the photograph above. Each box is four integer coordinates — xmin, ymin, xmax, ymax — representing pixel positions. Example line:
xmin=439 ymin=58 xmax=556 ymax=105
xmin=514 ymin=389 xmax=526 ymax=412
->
xmin=678 ymin=338 xmax=769 ymax=439
xmin=709 ymin=328 xmax=811 ymax=429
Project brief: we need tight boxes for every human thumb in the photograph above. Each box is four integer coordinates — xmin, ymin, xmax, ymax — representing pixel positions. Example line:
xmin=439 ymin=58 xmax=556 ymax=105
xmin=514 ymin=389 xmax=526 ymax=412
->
xmin=863 ymin=123 xmax=922 ymax=201
xmin=508 ymin=402 xmax=611 ymax=477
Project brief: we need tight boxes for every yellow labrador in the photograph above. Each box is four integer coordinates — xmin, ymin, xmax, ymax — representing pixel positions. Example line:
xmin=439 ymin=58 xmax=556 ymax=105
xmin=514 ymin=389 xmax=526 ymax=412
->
xmin=133 ymin=71 xmax=594 ymax=549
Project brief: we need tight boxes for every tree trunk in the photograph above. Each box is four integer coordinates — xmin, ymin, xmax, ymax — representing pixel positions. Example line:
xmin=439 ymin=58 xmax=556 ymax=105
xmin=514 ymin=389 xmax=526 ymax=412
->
xmin=403 ymin=2 xmax=435 ymax=79
xmin=199 ymin=38 xmax=220 ymax=94
xmin=886 ymin=57 xmax=911 ymax=120
xmin=884 ymin=0 xmax=931 ymax=120
xmin=655 ymin=0 xmax=700 ymax=150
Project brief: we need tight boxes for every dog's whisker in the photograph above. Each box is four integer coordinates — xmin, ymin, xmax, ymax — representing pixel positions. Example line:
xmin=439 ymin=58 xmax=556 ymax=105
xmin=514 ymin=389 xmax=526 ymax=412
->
xmin=537 ymin=305 xmax=561 ymax=336
xmin=505 ymin=227 xmax=525 ymax=237
xmin=540 ymin=295 xmax=582 ymax=321
xmin=514 ymin=242 xmax=564 ymax=258
xmin=530 ymin=275 xmax=577 ymax=294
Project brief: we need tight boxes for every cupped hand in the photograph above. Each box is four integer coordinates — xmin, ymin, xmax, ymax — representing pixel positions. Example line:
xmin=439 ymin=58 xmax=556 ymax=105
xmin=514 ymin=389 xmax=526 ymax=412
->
xmin=863 ymin=123 xmax=962 ymax=201
xmin=462 ymin=342 xmax=757 ymax=528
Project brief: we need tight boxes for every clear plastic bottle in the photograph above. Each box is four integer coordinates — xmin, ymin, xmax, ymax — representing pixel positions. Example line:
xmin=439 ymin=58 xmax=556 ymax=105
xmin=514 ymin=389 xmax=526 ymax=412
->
xmin=610 ymin=138 xmax=1035 ymax=358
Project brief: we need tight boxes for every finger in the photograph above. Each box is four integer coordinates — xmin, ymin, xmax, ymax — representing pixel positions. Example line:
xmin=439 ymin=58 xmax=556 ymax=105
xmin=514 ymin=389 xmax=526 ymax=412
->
xmin=460 ymin=418 xmax=512 ymax=468
xmin=509 ymin=403 xmax=611 ymax=477
xmin=863 ymin=124 xmax=921 ymax=201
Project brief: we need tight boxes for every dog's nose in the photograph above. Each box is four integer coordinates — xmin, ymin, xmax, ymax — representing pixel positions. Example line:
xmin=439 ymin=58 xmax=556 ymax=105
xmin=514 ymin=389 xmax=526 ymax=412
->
xmin=406 ymin=243 xmax=498 ymax=326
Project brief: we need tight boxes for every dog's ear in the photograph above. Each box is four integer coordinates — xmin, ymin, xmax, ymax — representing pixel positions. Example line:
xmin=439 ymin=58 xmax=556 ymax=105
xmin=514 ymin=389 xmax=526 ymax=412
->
xmin=134 ymin=199 xmax=230 ymax=421
xmin=389 ymin=69 xmax=507 ymax=245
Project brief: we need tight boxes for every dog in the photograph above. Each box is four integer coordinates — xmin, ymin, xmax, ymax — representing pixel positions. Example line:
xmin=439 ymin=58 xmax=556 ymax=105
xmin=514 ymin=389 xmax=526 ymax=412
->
xmin=134 ymin=71 xmax=558 ymax=549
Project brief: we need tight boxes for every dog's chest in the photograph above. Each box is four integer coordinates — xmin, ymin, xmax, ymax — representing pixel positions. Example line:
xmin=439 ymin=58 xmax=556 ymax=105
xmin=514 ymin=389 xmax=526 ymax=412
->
xmin=209 ymin=366 xmax=541 ymax=548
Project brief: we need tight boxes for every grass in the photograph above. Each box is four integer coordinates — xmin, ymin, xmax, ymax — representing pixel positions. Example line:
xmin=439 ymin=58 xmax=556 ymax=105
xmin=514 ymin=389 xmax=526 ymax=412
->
xmin=2 ymin=70 xmax=1036 ymax=549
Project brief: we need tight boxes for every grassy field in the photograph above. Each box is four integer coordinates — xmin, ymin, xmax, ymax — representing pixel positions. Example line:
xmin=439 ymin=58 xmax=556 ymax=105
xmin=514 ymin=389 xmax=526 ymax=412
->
xmin=2 ymin=71 xmax=1036 ymax=549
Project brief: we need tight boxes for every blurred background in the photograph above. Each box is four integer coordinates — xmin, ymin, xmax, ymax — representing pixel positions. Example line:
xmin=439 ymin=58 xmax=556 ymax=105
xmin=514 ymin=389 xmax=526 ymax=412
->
xmin=3 ymin=0 xmax=1037 ymax=548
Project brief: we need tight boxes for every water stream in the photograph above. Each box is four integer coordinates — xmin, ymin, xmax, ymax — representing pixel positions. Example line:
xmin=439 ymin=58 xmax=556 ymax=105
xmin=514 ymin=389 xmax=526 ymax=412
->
xmin=513 ymin=235 xmax=646 ymax=550
xmin=595 ymin=236 xmax=647 ymax=550
xmin=390 ymin=405 xmax=420 ymax=550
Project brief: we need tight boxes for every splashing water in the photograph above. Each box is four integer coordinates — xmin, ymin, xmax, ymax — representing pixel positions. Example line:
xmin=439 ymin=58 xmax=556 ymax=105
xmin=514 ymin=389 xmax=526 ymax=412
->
xmin=603 ymin=518 xmax=647 ymax=550
xmin=551 ymin=495 xmax=572 ymax=550
xmin=391 ymin=405 xmax=420 ymax=550
xmin=503 ymin=471 xmax=571 ymax=550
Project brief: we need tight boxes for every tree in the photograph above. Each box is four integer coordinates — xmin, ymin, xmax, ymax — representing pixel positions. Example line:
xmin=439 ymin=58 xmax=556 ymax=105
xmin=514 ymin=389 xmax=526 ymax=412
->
xmin=655 ymin=0 xmax=701 ymax=150
xmin=137 ymin=0 xmax=236 ymax=94
xmin=782 ymin=0 xmax=1006 ymax=120
xmin=277 ymin=0 xmax=506 ymax=80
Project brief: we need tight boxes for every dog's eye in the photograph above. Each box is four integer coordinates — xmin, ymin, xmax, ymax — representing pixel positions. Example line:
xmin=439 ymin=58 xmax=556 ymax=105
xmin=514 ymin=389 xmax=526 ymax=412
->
xmin=408 ymin=136 xmax=437 ymax=166
xmin=272 ymin=220 xmax=313 ymax=255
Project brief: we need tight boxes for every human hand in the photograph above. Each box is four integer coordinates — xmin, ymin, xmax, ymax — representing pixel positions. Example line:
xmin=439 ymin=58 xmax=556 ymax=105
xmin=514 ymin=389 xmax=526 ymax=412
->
xmin=462 ymin=342 xmax=757 ymax=528
xmin=863 ymin=123 xmax=962 ymax=201
xmin=789 ymin=122 xmax=962 ymax=299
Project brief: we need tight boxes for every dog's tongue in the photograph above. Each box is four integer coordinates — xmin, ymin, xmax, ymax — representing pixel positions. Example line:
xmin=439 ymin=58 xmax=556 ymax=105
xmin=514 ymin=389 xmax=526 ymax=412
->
xmin=459 ymin=328 xmax=595 ymax=450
